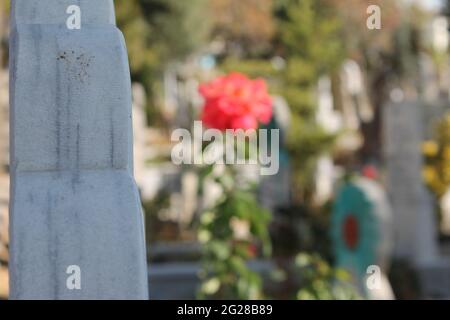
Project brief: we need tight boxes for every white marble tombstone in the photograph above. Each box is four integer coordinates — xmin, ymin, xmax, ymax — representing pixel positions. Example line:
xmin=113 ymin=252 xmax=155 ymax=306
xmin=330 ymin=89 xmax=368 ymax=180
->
xmin=9 ymin=0 xmax=148 ymax=299
xmin=383 ymin=99 xmax=439 ymax=266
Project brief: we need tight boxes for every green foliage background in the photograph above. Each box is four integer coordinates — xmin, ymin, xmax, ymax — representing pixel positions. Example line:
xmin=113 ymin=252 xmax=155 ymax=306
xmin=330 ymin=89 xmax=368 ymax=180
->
xmin=115 ymin=0 xmax=210 ymax=125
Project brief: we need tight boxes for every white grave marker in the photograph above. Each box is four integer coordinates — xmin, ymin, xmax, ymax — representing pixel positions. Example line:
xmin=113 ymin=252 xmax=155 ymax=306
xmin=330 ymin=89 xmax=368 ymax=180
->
xmin=9 ymin=0 xmax=148 ymax=299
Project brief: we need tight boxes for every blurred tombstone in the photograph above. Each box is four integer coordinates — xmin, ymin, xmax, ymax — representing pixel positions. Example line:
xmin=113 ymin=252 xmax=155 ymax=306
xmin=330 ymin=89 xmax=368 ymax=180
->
xmin=314 ymin=156 xmax=335 ymax=205
xmin=427 ymin=16 xmax=449 ymax=54
xmin=181 ymin=170 xmax=199 ymax=227
xmin=259 ymin=96 xmax=291 ymax=212
xmin=0 ymin=70 xmax=8 ymax=169
xmin=317 ymin=76 xmax=342 ymax=134
xmin=132 ymin=83 xmax=147 ymax=189
xmin=419 ymin=52 xmax=450 ymax=105
xmin=163 ymin=66 xmax=179 ymax=124
xmin=9 ymin=0 xmax=148 ymax=299
xmin=383 ymin=100 xmax=439 ymax=266
xmin=340 ymin=60 xmax=373 ymax=130
xmin=163 ymin=64 xmax=197 ymax=131
xmin=332 ymin=173 xmax=394 ymax=299
xmin=420 ymin=54 xmax=441 ymax=103
xmin=314 ymin=76 xmax=341 ymax=205
xmin=420 ymin=16 xmax=450 ymax=109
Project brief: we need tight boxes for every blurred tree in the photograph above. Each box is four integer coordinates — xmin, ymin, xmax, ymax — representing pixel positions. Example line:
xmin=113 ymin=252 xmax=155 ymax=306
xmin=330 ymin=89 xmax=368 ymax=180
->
xmin=115 ymin=0 xmax=211 ymax=125
xmin=115 ymin=0 xmax=156 ymax=76
xmin=274 ymin=0 xmax=345 ymax=203
xmin=116 ymin=0 xmax=210 ymax=75
xmin=139 ymin=0 xmax=210 ymax=61
xmin=210 ymin=0 xmax=275 ymax=56
xmin=327 ymin=1 xmax=426 ymax=163
xmin=327 ymin=0 xmax=400 ymax=58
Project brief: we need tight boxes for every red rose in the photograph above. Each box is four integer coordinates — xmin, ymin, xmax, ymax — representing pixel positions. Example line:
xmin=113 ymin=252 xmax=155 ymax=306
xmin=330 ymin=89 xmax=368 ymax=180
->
xmin=199 ymin=73 xmax=273 ymax=130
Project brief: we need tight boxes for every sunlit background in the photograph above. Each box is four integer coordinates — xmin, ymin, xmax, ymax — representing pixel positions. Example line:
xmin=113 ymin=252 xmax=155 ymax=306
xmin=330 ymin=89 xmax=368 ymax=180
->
xmin=2 ymin=0 xmax=450 ymax=300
